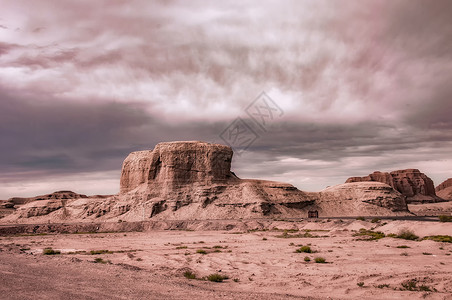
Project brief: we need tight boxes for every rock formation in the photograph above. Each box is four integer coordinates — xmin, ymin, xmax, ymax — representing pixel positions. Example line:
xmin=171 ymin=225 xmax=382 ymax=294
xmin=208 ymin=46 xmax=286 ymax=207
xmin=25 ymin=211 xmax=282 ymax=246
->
xmin=1 ymin=141 xmax=411 ymax=223
xmin=120 ymin=141 xmax=237 ymax=194
xmin=116 ymin=141 xmax=318 ymax=220
xmin=317 ymin=182 xmax=408 ymax=216
xmin=346 ymin=169 xmax=443 ymax=203
xmin=436 ymin=178 xmax=452 ymax=201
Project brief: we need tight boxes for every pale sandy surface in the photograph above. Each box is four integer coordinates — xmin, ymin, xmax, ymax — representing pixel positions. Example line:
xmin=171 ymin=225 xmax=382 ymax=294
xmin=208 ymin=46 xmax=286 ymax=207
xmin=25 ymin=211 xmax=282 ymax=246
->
xmin=0 ymin=220 xmax=451 ymax=300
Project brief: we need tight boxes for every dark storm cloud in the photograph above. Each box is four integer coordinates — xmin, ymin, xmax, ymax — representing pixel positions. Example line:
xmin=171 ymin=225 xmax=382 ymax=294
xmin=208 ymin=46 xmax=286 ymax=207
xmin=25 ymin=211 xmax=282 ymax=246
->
xmin=0 ymin=86 xmax=152 ymax=174
xmin=0 ymin=85 xmax=229 ymax=184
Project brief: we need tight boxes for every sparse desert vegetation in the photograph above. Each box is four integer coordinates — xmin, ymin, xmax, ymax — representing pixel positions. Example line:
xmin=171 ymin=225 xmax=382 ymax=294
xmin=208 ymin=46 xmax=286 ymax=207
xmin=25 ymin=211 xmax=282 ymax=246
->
xmin=206 ymin=273 xmax=229 ymax=282
xmin=394 ymin=229 xmax=419 ymax=241
xmin=93 ymin=257 xmax=111 ymax=264
xmin=295 ymin=245 xmax=313 ymax=253
xmin=353 ymin=228 xmax=385 ymax=240
xmin=183 ymin=270 xmax=196 ymax=279
xmin=314 ymin=257 xmax=326 ymax=263
xmin=1 ymin=218 xmax=451 ymax=299
xmin=423 ymin=235 xmax=452 ymax=243
xmin=42 ymin=248 xmax=61 ymax=255
xmin=438 ymin=215 xmax=452 ymax=222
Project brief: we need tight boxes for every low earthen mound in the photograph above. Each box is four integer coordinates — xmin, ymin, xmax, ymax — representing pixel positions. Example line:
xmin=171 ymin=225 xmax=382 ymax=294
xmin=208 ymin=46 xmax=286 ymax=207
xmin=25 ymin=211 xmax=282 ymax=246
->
xmin=436 ymin=178 xmax=452 ymax=201
xmin=5 ymin=191 xmax=88 ymax=208
xmin=315 ymin=182 xmax=409 ymax=216
xmin=346 ymin=169 xmax=443 ymax=203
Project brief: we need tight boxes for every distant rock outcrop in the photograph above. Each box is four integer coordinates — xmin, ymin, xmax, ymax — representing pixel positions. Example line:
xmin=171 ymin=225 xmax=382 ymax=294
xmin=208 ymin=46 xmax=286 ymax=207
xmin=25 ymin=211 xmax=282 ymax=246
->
xmin=436 ymin=178 xmax=452 ymax=201
xmin=346 ymin=169 xmax=443 ymax=203
xmin=6 ymin=191 xmax=88 ymax=208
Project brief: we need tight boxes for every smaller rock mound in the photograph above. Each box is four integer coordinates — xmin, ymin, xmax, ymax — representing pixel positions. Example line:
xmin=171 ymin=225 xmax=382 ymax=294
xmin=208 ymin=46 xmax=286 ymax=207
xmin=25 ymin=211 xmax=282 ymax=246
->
xmin=436 ymin=178 xmax=452 ymax=201
xmin=317 ymin=182 xmax=409 ymax=216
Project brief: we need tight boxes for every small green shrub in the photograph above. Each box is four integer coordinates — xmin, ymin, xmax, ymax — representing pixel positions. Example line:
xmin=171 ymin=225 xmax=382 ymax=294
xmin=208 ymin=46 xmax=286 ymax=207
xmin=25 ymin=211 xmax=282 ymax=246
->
xmin=93 ymin=257 xmax=110 ymax=264
xmin=196 ymin=249 xmax=207 ymax=254
xmin=233 ymin=278 xmax=239 ymax=282
xmin=314 ymin=257 xmax=326 ymax=263
xmin=400 ymin=279 xmax=435 ymax=292
xmin=423 ymin=235 xmax=452 ymax=243
xmin=357 ymin=282 xmax=364 ymax=287
xmin=206 ymin=273 xmax=229 ymax=282
xmin=400 ymin=252 xmax=409 ymax=256
xmin=295 ymin=246 xmax=312 ymax=253
xmin=422 ymin=252 xmax=432 ymax=255
xmin=396 ymin=229 xmax=419 ymax=241
xmin=176 ymin=246 xmax=188 ymax=249
xmin=371 ymin=218 xmax=381 ymax=223
xmin=262 ymin=237 xmax=267 ymax=241
xmin=90 ymin=250 xmax=113 ymax=255
xmin=401 ymin=280 xmax=417 ymax=291
xmin=304 ymin=256 xmax=311 ymax=262
xmin=356 ymin=216 xmax=366 ymax=221
xmin=276 ymin=230 xmax=326 ymax=239
xmin=396 ymin=245 xmax=410 ymax=248
xmin=419 ymin=285 xmax=433 ymax=292
xmin=43 ymin=248 xmax=60 ymax=255
xmin=183 ymin=270 xmax=196 ymax=279
xmin=376 ymin=284 xmax=390 ymax=289
xmin=353 ymin=228 xmax=385 ymax=240
xmin=439 ymin=215 xmax=452 ymax=222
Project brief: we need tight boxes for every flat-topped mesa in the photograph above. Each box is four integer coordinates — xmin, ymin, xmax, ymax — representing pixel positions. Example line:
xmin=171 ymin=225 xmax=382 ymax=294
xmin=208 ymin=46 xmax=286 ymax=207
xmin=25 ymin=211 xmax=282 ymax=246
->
xmin=346 ymin=169 xmax=442 ymax=203
xmin=120 ymin=141 xmax=237 ymax=194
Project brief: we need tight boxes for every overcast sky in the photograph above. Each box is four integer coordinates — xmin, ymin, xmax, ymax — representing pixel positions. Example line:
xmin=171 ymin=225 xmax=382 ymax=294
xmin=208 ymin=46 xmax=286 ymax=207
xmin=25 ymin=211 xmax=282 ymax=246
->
xmin=1 ymin=0 xmax=452 ymax=199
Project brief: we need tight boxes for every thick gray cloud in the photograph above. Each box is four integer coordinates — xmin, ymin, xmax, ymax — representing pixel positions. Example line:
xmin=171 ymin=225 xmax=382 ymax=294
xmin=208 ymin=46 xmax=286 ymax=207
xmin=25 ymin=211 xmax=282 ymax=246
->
xmin=0 ymin=0 xmax=451 ymax=198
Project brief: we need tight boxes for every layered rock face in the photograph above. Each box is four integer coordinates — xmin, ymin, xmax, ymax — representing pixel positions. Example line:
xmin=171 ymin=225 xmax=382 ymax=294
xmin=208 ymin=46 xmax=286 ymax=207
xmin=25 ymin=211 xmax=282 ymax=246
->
xmin=436 ymin=178 xmax=452 ymax=201
xmin=346 ymin=169 xmax=442 ymax=203
xmin=120 ymin=141 xmax=236 ymax=193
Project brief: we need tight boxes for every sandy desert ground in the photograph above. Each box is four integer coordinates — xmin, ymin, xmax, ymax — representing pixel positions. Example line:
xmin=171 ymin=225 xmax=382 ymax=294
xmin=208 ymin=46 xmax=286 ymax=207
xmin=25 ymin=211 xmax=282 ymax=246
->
xmin=0 ymin=219 xmax=451 ymax=300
